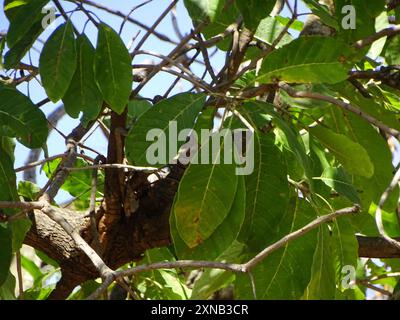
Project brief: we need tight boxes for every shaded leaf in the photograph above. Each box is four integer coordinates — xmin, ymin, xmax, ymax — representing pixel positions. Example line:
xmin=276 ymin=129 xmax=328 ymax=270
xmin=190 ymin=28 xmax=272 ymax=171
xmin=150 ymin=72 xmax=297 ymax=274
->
xmin=39 ymin=22 xmax=77 ymax=102
xmin=63 ymin=35 xmax=102 ymax=121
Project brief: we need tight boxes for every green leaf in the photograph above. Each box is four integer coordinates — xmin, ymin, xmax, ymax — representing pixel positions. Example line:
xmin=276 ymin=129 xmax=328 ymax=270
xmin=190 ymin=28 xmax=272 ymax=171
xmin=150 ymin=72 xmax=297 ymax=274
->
xmin=0 ymin=224 xmax=12 ymax=286
xmin=236 ymin=0 xmax=276 ymax=31
xmin=0 ymin=86 xmax=48 ymax=148
xmin=0 ymin=137 xmax=18 ymax=216
xmin=322 ymin=105 xmax=397 ymax=212
xmin=39 ymin=22 xmax=77 ymax=102
xmin=236 ymin=107 xmax=291 ymax=249
xmin=257 ymin=37 xmax=353 ymax=84
xmin=126 ymin=93 xmax=205 ymax=166
xmin=4 ymin=19 xmax=43 ymax=69
xmin=309 ymin=125 xmax=374 ymax=178
xmin=191 ymin=269 xmax=234 ymax=299
xmin=302 ymin=0 xmax=338 ymax=29
xmin=94 ymin=23 xmax=132 ymax=114
xmin=171 ymin=175 xmax=245 ymax=258
xmin=43 ymin=158 xmax=105 ymax=210
xmin=63 ymin=35 xmax=102 ymax=121
xmin=127 ymin=99 xmax=152 ymax=123
xmin=302 ymin=225 xmax=336 ymax=299
xmin=21 ymin=255 xmax=43 ymax=286
xmin=317 ymin=167 xmax=360 ymax=204
xmin=331 ymin=82 xmax=400 ymax=132
xmin=5 ymin=0 xmax=48 ymax=48
xmin=10 ymin=218 xmax=31 ymax=252
xmin=384 ymin=32 xmax=400 ymax=64
xmin=332 ymin=215 xmax=358 ymax=292
xmin=335 ymin=0 xmax=385 ymax=44
xmin=254 ymin=16 xmax=293 ymax=48
xmin=184 ymin=0 xmax=222 ymax=22
xmin=173 ymin=160 xmax=238 ymax=248
xmin=18 ymin=181 xmax=41 ymax=200
xmin=0 ymin=272 xmax=16 ymax=300
xmin=235 ymin=198 xmax=318 ymax=299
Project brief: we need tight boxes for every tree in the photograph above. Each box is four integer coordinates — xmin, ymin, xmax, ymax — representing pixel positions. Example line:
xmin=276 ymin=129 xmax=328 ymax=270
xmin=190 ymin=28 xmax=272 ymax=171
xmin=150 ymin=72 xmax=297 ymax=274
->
xmin=0 ymin=0 xmax=400 ymax=300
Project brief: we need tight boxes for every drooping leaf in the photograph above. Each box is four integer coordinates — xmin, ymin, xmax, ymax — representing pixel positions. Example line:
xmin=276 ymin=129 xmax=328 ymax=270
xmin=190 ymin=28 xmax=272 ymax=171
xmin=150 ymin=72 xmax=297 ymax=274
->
xmin=173 ymin=153 xmax=238 ymax=248
xmin=39 ymin=22 xmax=77 ymax=102
xmin=0 ymin=86 xmax=48 ymax=148
xmin=236 ymin=198 xmax=318 ymax=299
xmin=0 ymin=137 xmax=18 ymax=215
xmin=309 ymin=125 xmax=374 ymax=178
xmin=0 ymin=224 xmax=12 ymax=286
xmin=235 ymin=105 xmax=292 ymax=249
xmin=171 ymin=175 xmax=245 ymax=258
xmin=302 ymin=225 xmax=336 ymax=299
xmin=63 ymin=35 xmax=102 ymax=121
xmin=257 ymin=37 xmax=354 ymax=84
xmin=94 ymin=23 xmax=132 ymax=114
xmin=126 ymin=93 xmax=205 ymax=166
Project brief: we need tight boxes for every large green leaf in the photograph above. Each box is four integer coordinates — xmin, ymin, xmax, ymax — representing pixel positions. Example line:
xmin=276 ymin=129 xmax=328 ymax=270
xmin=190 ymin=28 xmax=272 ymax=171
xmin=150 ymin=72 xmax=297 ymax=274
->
xmin=332 ymin=214 xmax=358 ymax=293
xmin=63 ymin=35 xmax=102 ymax=121
xmin=126 ymin=93 xmax=205 ymax=166
xmin=173 ymin=158 xmax=238 ymax=248
xmin=302 ymin=225 xmax=336 ymax=299
xmin=94 ymin=23 xmax=132 ymax=114
xmin=257 ymin=37 xmax=353 ymax=84
xmin=0 ymin=86 xmax=48 ymax=148
xmin=309 ymin=125 xmax=374 ymax=178
xmin=171 ymin=175 xmax=245 ymax=258
xmin=235 ymin=198 xmax=318 ymax=299
xmin=39 ymin=22 xmax=77 ymax=102
xmin=237 ymin=107 xmax=290 ymax=250
xmin=0 ymin=224 xmax=12 ymax=286
xmin=5 ymin=0 xmax=48 ymax=48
